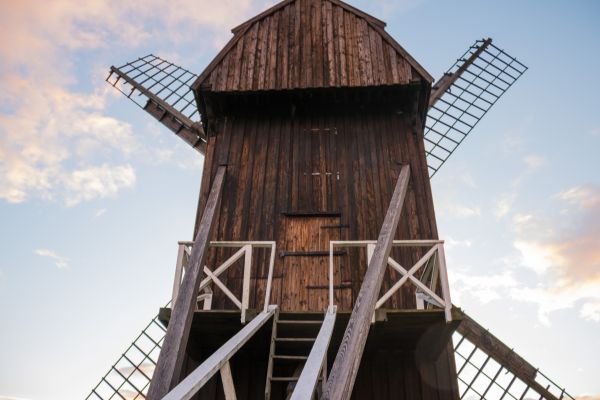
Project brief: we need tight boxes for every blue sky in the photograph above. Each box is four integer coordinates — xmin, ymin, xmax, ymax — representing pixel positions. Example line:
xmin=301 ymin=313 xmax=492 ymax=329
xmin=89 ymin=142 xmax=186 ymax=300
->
xmin=0 ymin=1 xmax=598 ymax=399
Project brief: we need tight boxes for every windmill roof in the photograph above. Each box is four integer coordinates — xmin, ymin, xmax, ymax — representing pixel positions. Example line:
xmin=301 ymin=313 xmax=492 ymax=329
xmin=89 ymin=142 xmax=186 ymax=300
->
xmin=191 ymin=0 xmax=432 ymax=93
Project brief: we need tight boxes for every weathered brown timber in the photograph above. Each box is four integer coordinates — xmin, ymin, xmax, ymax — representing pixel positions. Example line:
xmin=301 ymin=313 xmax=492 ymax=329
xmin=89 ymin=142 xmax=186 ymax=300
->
xmin=181 ymin=1 xmax=458 ymax=398
xmin=457 ymin=312 xmax=560 ymax=400
xmin=194 ymin=102 xmax=438 ymax=313
xmin=160 ymin=309 xmax=460 ymax=400
xmin=323 ymin=165 xmax=410 ymax=400
xmin=192 ymin=0 xmax=432 ymax=95
xmin=147 ymin=166 xmax=226 ymax=400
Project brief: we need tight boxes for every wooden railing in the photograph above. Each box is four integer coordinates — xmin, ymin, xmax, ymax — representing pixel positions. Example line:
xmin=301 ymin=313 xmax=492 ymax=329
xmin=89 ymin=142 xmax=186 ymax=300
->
xmin=172 ymin=241 xmax=277 ymax=323
xmin=328 ymin=240 xmax=453 ymax=322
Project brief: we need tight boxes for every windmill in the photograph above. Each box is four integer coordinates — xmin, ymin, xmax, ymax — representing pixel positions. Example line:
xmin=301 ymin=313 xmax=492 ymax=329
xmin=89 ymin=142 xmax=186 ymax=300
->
xmin=89 ymin=1 xmax=573 ymax=399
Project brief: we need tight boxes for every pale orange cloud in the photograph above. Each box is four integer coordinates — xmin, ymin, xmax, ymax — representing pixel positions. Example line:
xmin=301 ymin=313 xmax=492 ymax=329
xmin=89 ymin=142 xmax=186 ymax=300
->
xmin=0 ymin=1 xmax=271 ymax=205
xmin=510 ymin=184 xmax=600 ymax=322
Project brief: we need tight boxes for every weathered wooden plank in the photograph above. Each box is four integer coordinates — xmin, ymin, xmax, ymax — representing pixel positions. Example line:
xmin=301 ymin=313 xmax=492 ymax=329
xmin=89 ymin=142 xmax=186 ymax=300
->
xmin=161 ymin=306 xmax=277 ymax=400
xmin=147 ymin=166 xmax=226 ymax=400
xmin=457 ymin=312 xmax=559 ymax=400
xmin=323 ymin=164 xmax=411 ymax=400
xmin=290 ymin=307 xmax=337 ymax=399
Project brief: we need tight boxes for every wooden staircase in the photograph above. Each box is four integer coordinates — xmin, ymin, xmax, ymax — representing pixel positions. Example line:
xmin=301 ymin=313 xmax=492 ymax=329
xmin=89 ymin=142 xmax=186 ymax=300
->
xmin=266 ymin=309 xmax=337 ymax=400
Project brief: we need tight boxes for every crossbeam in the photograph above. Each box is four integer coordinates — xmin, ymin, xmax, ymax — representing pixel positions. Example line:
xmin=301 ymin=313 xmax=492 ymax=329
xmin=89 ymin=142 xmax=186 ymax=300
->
xmin=323 ymin=165 xmax=411 ymax=400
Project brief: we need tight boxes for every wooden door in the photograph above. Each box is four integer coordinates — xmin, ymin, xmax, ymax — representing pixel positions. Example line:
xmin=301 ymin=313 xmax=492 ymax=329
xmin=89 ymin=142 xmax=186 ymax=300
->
xmin=281 ymin=216 xmax=341 ymax=311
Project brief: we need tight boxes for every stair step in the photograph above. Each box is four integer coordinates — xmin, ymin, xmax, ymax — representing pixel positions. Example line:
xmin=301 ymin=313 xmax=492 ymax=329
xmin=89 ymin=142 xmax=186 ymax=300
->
xmin=278 ymin=320 xmax=323 ymax=325
xmin=272 ymin=355 xmax=309 ymax=360
xmin=270 ymin=376 xmax=323 ymax=382
xmin=275 ymin=337 xmax=315 ymax=342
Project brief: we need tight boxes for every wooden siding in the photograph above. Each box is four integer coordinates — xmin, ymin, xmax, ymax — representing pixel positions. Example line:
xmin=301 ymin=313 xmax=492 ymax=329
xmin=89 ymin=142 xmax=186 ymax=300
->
xmin=194 ymin=0 xmax=431 ymax=93
xmin=195 ymin=105 xmax=437 ymax=313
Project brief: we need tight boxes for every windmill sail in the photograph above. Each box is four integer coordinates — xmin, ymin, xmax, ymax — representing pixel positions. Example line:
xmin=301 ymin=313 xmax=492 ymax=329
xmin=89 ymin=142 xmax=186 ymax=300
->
xmin=425 ymin=39 xmax=528 ymax=177
xmin=85 ymin=307 xmax=573 ymax=400
xmin=107 ymin=55 xmax=207 ymax=154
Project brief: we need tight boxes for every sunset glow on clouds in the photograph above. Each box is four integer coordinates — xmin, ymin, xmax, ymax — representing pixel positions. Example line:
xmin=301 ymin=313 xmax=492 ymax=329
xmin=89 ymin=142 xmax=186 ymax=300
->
xmin=0 ymin=1 xmax=599 ymax=399
xmin=0 ymin=0 xmax=267 ymax=205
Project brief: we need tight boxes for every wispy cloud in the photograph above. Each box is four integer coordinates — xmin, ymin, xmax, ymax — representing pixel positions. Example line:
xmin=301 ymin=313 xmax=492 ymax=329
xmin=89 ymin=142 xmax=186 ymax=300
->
xmin=523 ymin=154 xmax=546 ymax=171
xmin=450 ymin=184 xmax=600 ymax=325
xmin=34 ymin=248 xmax=69 ymax=269
xmin=509 ymin=184 xmax=600 ymax=323
xmin=0 ymin=1 xmax=265 ymax=206
xmin=0 ymin=396 xmax=33 ymax=400
xmin=494 ymin=193 xmax=516 ymax=220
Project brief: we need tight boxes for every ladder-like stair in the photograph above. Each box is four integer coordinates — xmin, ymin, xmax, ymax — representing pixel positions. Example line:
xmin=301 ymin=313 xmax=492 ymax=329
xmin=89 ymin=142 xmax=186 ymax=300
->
xmin=265 ymin=312 xmax=329 ymax=400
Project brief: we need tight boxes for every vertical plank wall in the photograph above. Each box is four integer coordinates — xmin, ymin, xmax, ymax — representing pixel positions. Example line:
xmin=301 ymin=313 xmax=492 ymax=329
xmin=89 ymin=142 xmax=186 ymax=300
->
xmin=194 ymin=106 xmax=437 ymax=313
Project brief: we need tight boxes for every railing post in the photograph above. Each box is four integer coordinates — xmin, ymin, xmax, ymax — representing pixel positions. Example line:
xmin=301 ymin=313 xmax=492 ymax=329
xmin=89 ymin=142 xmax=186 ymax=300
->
xmin=172 ymin=244 xmax=186 ymax=305
xmin=264 ymin=242 xmax=276 ymax=312
xmin=241 ymin=244 xmax=252 ymax=323
xmin=147 ymin=166 xmax=226 ymax=400
xmin=329 ymin=241 xmax=335 ymax=309
xmin=436 ymin=243 xmax=453 ymax=322
xmin=323 ymin=165 xmax=411 ymax=400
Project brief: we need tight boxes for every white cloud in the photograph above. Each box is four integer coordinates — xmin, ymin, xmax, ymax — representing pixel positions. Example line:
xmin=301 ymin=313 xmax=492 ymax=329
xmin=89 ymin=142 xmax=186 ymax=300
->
xmin=0 ymin=396 xmax=33 ymax=400
xmin=523 ymin=154 xmax=546 ymax=170
xmin=580 ymin=302 xmax=600 ymax=322
xmin=95 ymin=208 xmax=107 ymax=217
xmin=451 ymin=269 xmax=519 ymax=305
xmin=494 ymin=193 xmax=516 ymax=220
xmin=444 ymin=237 xmax=472 ymax=250
xmin=34 ymin=248 xmax=69 ymax=269
xmin=0 ymin=0 xmax=266 ymax=206
xmin=62 ymin=164 xmax=135 ymax=207
xmin=556 ymin=185 xmax=600 ymax=209
xmin=507 ymin=185 xmax=600 ymax=323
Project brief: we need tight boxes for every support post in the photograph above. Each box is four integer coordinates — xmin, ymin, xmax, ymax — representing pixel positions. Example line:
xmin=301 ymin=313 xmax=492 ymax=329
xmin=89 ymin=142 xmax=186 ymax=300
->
xmin=219 ymin=361 xmax=237 ymax=400
xmin=241 ymin=245 xmax=252 ymax=323
xmin=147 ymin=166 xmax=226 ymax=400
xmin=172 ymin=244 xmax=186 ymax=304
xmin=322 ymin=165 xmax=411 ymax=400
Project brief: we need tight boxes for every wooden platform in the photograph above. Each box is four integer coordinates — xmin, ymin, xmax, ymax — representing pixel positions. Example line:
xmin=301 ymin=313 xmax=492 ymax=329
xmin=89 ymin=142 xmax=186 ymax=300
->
xmin=158 ymin=307 xmax=462 ymax=399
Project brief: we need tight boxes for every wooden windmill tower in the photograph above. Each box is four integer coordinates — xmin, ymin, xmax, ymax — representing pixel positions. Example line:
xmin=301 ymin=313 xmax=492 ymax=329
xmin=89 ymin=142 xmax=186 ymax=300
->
xmin=89 ymin=1 xmax=575 ymax=399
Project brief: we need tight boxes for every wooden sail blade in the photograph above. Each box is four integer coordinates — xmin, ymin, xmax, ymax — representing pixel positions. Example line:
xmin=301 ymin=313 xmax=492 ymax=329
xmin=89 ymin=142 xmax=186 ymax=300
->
xmin=106 ymin=55 xmax=207 ymax=154
xmin=426 ymin=38 xmax=528 ymax=177
xmin=455 ymin=311 xmax=573 ymax=400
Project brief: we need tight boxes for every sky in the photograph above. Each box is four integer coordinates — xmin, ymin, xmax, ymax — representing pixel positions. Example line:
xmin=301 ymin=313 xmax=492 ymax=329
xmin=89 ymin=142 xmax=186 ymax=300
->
xmin=0 ymin=0 xmax=598 ymax=399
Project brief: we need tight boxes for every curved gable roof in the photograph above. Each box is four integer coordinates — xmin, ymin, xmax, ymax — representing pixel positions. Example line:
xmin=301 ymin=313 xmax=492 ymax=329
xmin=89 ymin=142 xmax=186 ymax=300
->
xmin=192 ymin=0 xmax=432 ymax=93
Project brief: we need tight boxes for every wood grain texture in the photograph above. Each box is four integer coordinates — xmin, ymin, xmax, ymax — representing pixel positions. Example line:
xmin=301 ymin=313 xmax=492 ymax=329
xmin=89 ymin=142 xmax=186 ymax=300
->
xmin=194 ymin=106 xmax=437 ymax=314
xmin=147 ymin=166 xmax=226 ymax=400
xmin=322 ymin=165 xmax=411 ymax=400
xmin=192 ymin=0 xmax=431 ymax=93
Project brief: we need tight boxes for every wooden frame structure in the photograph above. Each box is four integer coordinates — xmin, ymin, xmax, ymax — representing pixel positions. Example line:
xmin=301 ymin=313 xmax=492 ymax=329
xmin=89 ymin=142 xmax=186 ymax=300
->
xmin=173 ymin=241 xmax=277 ymax=323
xmin=328 ymin=240 xmax=452 ymax=321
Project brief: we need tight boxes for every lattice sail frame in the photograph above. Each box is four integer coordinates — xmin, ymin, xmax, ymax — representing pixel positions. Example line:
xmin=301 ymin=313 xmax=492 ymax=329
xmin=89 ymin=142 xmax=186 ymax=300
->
xmin=86 ymin=314 xmax=166 ymax=400
xmin=107 ymin=55 xmax=206 ymax=153
xmin=454 ymin=332 xmax=573 ymax=400
xmin=425 ymin=39 xmax=528 ymax=177
xmin=86 ymin=309 xmax=573 ymax=400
